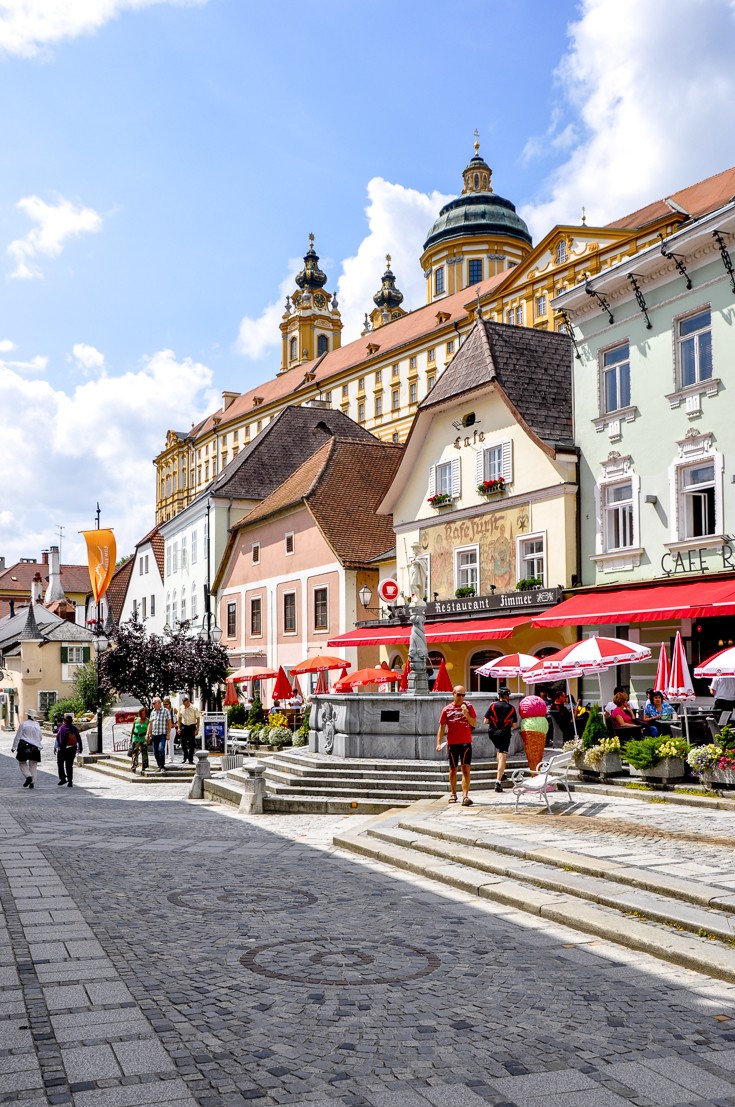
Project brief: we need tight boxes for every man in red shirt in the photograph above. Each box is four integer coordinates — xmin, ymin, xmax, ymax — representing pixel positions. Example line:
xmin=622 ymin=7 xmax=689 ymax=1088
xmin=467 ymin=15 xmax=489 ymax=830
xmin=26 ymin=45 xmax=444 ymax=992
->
xmin=436 ymin=685 xmax=476 ymax=806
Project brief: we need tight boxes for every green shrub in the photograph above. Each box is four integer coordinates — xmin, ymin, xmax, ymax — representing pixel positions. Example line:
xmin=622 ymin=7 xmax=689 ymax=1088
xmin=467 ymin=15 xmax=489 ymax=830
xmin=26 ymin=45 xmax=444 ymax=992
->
xmin=622 ymin=736 xmax=661 ymax=770
xmin=719 ymin=723 xmax=735 ymax=752
xmin=292 ymin=731 xmax=308 ymax=747
xmin=267 ymin=726 xmax=292 ymax=747
xmin=297 ymin=704 xmax=311 ymax=742
xmin=49 ymin=697 xmax=81 ymax=722
xmin=247 ymin=695 xmax=266 ymax=726
xmin=227 ymin=703 xmax=247 ymax=727
xmin=581 ymin=704 xmax=608 ymax=750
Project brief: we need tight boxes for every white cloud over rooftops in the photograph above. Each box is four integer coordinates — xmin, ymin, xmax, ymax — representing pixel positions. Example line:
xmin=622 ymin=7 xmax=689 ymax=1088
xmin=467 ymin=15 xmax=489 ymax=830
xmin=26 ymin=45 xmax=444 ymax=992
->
xmin=0 ymin=0 xmax=207 ymax=58
xmin=7 ymin=195 xmax=102 ymax=279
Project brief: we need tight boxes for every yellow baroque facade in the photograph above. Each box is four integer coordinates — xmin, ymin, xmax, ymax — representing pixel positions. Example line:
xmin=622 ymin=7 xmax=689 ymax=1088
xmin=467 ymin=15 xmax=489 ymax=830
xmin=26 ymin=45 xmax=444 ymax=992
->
xmin=154 ymin=149 xmax=735 ymax=524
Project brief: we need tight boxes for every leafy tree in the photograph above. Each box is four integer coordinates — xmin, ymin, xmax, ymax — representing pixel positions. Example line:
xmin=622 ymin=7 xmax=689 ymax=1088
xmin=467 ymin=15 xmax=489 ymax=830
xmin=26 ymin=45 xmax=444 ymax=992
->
xmin=100 ymin=616 xmax=230 ymax=711
xmin=73 ymin=658 xmax=112 ymax=714
xmin=247 ymin=695 xmax=266 ymax=726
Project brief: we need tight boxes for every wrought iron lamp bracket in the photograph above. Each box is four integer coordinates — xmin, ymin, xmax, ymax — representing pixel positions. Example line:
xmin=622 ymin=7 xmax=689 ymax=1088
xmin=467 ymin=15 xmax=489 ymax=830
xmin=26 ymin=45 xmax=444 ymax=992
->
xmin=713 ymin=230 xmax=735 ymax=294
xmin=627 ymin=273 xmax=652 ymax=329
xmin=558 ymin=309 xmax=581 ymax=360
xmin=659 ymin=234 xmax=692 ymax=289
xmin=585 ymin=281 xmax=614 ymax=324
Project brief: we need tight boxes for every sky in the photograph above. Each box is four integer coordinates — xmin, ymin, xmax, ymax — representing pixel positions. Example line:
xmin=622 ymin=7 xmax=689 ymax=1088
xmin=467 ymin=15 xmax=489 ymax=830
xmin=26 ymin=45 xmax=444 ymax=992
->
xmin=1 ymin=0 xmax=735 ymax=568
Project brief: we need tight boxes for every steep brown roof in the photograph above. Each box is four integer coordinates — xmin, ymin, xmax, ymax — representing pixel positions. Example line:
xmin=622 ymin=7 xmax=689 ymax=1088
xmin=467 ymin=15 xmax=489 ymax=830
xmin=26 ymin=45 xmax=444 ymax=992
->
xmin=135 ymin=524 xmax=165 ymax=581
xmin=421 ymin=320 xmax=574 ymax=449
xmin=105 ymin=557 xmax=135 ymax=623
xmin=607 ymin=165 xmax=735 ymax=230
xmin=0 ymin=560 xmax=90 ymax=596
xmin=228 ymin=438 xmax=403 ymax=569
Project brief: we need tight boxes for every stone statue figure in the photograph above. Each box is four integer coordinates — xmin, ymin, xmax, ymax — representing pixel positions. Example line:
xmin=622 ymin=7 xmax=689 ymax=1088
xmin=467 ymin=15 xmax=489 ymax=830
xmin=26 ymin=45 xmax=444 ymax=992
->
xmin=409 ymin=544 xmax=427 ymax=602
xmin=408 ymin=608 xmax=428 ymax=665
xmin=322 ymin=702 xmax=336 ymax=755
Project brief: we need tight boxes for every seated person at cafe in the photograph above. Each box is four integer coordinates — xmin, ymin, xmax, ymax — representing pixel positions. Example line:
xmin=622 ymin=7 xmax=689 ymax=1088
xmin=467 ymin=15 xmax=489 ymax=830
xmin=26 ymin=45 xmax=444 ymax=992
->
xmin=548 ymin=689 xmax=576 ymax=742
xmin=609 ymin=690 xmax=641 ymax=731
xmin=289 ymin=691 xmax=304 ymax=707
xmin=604 ymin=685 xmax=629 ymax=717
xmin=643 ymin=690 xmax=674 ymax=736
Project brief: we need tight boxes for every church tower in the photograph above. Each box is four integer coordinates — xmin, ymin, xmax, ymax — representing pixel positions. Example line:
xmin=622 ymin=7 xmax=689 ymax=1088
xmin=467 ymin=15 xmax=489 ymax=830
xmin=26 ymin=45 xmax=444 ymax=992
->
xmin=279 ymin=235 xmax=343 ymax=373
xmin=420 ymin=135 xmax=533 ymax=303
xmin=362 ymin=255 xmax=407 ymax=334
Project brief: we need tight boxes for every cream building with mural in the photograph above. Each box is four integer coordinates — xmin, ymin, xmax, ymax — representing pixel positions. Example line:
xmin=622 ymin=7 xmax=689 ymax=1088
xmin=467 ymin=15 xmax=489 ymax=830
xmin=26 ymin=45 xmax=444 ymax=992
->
xmin=327 ymin=320 xmax=579 ymax=690
xmin=153 ymin=149 xmax=735 ymax=526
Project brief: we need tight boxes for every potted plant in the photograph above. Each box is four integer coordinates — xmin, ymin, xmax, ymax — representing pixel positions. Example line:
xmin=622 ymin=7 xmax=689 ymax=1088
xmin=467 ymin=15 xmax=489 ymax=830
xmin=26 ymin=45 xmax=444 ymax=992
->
xmin=516 ymin=577 xmax=543 ymax=591
xmin=427 ymin=492 xmax=453 ymax=508
xmin=687 ymin=725 xmax=735 ymax=786
xmin=622 ymin=735 xmax=689 ymax=783
xmin=477 ymin=477 xmax=506 ymax=497
xmin=578 ymin=705 xmax=624 ymax=778
xmin=267 ymin=725 xmax=292 ymax=751
xmin=455 ymin=585 xmax=476 ymax=598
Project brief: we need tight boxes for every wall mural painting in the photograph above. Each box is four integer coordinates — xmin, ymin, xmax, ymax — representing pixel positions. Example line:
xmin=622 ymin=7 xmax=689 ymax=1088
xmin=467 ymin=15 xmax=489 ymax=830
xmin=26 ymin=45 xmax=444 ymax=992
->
xmin=419 ymin=505 xmax=530 ymax=598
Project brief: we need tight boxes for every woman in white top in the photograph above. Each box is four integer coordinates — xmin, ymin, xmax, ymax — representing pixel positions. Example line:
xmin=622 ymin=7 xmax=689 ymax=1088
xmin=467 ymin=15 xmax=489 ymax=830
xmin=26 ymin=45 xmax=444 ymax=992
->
xmin=12 ymin=713 xmax=43 ymax=789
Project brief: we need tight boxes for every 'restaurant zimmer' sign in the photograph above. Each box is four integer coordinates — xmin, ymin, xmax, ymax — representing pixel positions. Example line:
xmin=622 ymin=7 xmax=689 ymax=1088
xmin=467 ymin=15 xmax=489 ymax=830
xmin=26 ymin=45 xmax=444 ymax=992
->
xmin=426 ymin=586 xmax=564 ymax=618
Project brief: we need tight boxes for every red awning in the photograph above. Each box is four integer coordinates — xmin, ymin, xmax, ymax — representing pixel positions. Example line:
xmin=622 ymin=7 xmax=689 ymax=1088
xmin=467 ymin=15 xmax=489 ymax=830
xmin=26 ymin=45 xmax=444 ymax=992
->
xmin=532 ymin=578 xmax=735 ymax=628
xmin=328 ymin=615 xmax=529 ymax=649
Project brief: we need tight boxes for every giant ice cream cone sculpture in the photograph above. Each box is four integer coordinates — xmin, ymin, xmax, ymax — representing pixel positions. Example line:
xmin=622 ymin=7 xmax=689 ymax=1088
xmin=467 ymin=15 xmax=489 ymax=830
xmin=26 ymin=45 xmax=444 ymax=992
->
xmin=518 ymin=694 xmax=549 ymax=774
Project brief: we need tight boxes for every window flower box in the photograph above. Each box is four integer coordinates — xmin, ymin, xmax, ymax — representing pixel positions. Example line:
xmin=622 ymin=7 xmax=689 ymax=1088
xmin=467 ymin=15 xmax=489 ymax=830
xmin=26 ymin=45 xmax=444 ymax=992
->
xmin=427 ymin=493 xmax=453 ymax=508
xmin=477 ymin=478 xmax=506 ymax=497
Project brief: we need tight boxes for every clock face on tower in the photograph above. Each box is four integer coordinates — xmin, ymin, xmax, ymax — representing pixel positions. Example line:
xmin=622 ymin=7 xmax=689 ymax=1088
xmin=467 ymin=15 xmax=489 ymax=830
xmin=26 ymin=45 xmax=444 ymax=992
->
xmin=313 ymin=293 xmax=327 ymax=309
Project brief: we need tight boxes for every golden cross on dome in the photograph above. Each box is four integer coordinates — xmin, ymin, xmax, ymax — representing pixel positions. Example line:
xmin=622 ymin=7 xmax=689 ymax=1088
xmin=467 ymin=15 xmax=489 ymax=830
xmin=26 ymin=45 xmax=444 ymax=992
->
xmin=308 ymin=232 xmax=315 ymax=249
xmin=474 ymin=128 xmax=480 ymax=155
xmin=386 ymin=254 xmax=391 ymax=269
xmin=581 ymin=206 xmax=587 ymax=226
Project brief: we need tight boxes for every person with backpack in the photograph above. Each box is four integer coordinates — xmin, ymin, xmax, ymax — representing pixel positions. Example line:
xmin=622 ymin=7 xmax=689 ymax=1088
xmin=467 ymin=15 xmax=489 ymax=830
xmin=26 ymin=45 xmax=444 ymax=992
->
xmin=484 ymin=687 xmax=517 ymax=794
xmin=54 ymin=713 xmax=83 ymax=787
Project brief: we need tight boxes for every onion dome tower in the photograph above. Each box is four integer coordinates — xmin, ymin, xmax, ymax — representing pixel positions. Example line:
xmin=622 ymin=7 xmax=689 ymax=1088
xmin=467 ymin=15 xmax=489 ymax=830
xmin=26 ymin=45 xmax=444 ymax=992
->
xmin=280 ymin=235 xmax=343 ymax=373
xmin=363 ymin=255 xmax=407 ymax=333
xmin=420 ymin=134 xmax=533 ymax=303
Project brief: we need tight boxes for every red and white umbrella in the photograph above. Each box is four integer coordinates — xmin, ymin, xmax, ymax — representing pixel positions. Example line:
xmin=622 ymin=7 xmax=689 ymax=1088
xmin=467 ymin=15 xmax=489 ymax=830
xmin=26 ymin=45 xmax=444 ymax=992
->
xmin=523 ymin=636 xmax=650 ymax=683
xmin=476 ymin=652 xmax=537 ymax=692
xmin=667 ymin=631 xmax=695 ymax=740
xmin=654 ymin=643 xmax=670 ymax=693
xmin=694 ymin=645 xmax=735 ymax=679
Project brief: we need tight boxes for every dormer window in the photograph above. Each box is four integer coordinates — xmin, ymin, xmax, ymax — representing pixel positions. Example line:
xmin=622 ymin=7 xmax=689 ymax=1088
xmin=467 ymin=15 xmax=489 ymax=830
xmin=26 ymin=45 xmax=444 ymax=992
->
xmin=253 ymin=396 xmax=264 ymax=407
xmin=367 ymin=342 xmax=380 ymax=355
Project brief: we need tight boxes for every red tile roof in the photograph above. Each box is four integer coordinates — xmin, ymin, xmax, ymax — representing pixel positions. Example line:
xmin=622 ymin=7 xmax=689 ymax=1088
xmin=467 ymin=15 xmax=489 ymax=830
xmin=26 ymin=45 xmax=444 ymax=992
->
xmin=135 ymin=524 xmax=165 ymax=581
xmin=105 ymin=557 xmax=135 ymax=623
xmin=0 ymin=560 xmax=90 ymax=596
xmin=606 ymin=165 xmax=735 ymax=230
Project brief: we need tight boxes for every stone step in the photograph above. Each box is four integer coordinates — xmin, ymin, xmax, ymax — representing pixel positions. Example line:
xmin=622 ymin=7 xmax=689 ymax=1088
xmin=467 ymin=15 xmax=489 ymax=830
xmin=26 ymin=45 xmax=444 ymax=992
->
xmin=334 ymin=820 xmax=735 ymax=984
xmin=203 ymin=776 xmax=412 ymax=815
xmin=398 ymin=818 xmax=735 ymax=912
xmin=369 ymin=824 xmax=735 ymax=942
xmin=265 ymin=762 xmax=514 ymax=784
xmin=267 ymin=750 xmax=520 ymax=775
xmin=263 ymin=766 xmax=496 ymax=795
xmin=82 ymin=753 xmax=221 ymax=784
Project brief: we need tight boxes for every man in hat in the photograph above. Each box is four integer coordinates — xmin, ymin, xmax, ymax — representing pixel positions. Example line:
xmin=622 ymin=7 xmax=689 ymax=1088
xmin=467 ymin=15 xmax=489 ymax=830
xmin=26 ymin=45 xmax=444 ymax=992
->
xmin=484 ymin=687 xmax=517 ymax=793
xmin=177 ymin=694 xmax=200 ymax=764
xmin=11 ymin=712 xmax=43 ymax=789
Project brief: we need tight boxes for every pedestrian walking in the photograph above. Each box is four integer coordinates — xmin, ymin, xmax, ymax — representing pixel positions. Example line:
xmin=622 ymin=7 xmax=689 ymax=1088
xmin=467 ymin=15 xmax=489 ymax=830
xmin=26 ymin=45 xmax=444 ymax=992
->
xmin=54 ymin=713 xmax=82 ymax=787
xmin=436 ymin=685 xmax=476 ymax=806
xmin=11 ymin=712 xmax=43 ymax=789
xmin=484 ymin=686 xmax=516 ymax=793
xmin=162 ymin=696 xmax=176 ymax=763
xmin=130 ymin=707 xmax=149 ymax=775
xmin=146 ymin=696 xmax=171 ymax=773
xmin=177 ymin=694 xmax=200 ymax=764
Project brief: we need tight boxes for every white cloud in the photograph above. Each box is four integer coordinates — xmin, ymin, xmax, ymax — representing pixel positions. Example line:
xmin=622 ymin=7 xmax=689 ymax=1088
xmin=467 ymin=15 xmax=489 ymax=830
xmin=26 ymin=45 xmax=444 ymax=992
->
xmin=7 ymin=195 xmax=102 ymax=279
xmin=5 ymin=354 xmax=48 ymax=376
xmin=0 ymin=338 xmax=16 ymax=352
xmin=0 ymin=0 xmax=207 ymax=57
xmin=521 ymin=0 xmax=735 ymax=238
xmin=235 ymin=178 xmax=453 ymax=360
xmin=71 ymin=342 xmax=106 ymax=376
xmin=0 ymin=348 xmax=217 ymax=565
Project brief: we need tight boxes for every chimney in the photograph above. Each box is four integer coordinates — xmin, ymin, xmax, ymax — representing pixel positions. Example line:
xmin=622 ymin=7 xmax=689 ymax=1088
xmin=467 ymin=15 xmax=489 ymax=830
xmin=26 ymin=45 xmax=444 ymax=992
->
xmin=44 ymin=545 xmax=67 ymax=605
xmin=0 ymin=556 xmax=5 ymax=570
xmin=222 ymin=390 xmax=239 ymax=412
xmin=32 ymin=572 xmax=44 ymax=603
xmin=9 ymin=599 xmax=15 ymax=617
xmin=42 ymin=550 xmax=49 ymax=565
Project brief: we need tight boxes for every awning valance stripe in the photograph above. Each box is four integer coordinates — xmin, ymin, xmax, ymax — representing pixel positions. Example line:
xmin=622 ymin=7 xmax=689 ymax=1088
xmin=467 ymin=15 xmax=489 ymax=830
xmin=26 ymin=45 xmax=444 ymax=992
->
xmin=531 ymin=578 xmax=735 ymax=628
xmin=328 ymin=615 xmax=529 ymax=649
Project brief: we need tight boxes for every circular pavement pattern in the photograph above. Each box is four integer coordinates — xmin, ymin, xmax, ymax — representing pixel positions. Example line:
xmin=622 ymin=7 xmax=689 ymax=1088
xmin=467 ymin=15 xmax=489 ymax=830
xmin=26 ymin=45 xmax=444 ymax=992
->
xmin=241 ymin=936 xmax=441 ymax=986
xmin=168 ymin=885 xmax=318 ymax=913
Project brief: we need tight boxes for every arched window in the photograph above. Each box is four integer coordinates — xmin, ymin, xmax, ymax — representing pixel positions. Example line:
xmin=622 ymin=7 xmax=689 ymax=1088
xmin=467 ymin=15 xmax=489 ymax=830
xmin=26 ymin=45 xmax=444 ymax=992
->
xmin=191 ymin=582 xmax=198 ymax=622
xmin=172 ymin=590 xmax=178 ymax=625
xmin=180 ymin=590 xmax=187 ymax=624
xmin=389 ymin=654 xmax=404 ymax=671
xmin=165 ymin=593 xmax=171 ymax=627
xmin=469 ymin=649 xmax=502 ymax=692
xmin=474 ymin=173 xmax=479 ymax=189
xmin=317 ymin=334 xmax=328 ymax=356
xmin=290 ymin=336 xmax=297 ymax=360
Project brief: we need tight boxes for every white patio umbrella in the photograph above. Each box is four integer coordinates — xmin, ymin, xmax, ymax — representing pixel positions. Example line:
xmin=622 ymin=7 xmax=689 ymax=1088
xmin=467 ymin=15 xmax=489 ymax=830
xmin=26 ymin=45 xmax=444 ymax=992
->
xmin=475 ymin=652 xmax=538 ymax=692
xmin=694 ymin=645 xmax=735 ymax=679
xmin=523 ymin=635 xmax=651 ymax=703
xmin=666 ymin=631 xmax=695 ymax=741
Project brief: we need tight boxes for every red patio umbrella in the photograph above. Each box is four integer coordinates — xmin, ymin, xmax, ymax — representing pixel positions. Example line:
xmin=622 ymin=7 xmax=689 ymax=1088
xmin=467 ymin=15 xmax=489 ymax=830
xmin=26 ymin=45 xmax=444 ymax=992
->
xmin=227 ymin=665 xmax=278 ymax=683
xmin=223 ymin=680 xmax=239 ymax=707
xmin=335 ymin=667 xmax=401 ymax=690
xmin=333 ymin=668 xmax=349 ymax=692
xmin=399 ymin=658 xmax=410 ymax=693
xmin=314 ymin=669 xmax=329 ymax=695
xmin=291 ymin=673 xmax=303 ymax=698
xmin=272 ymin=666 xmax=293 ymax=701
xmin=432 ymin=658 xmax=453 ymax=693
xmin=291 ymin=655 xmax=351 ymax=674
xmin=654 ymin=643 xmax=670 ymax=693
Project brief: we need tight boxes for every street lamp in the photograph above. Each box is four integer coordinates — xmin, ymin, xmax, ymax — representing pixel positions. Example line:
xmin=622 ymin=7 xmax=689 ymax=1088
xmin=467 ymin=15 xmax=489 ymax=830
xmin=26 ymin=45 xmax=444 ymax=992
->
xmin=358 ymin=584 xmax=372 ymax=608
xmin=91 ymin=614 xmax=111 ymax=755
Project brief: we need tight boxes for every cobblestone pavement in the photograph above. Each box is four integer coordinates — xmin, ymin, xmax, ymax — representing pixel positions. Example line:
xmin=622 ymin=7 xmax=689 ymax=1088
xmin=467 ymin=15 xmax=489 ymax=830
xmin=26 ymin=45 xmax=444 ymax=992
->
xmin=2 ymin=746 xmax=735 ymax=1107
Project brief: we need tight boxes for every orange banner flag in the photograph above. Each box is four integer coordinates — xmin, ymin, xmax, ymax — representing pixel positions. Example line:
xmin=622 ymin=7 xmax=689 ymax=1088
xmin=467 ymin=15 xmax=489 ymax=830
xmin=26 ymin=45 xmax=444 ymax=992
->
xmin=80 ymin=529 xmax=117 ymax=604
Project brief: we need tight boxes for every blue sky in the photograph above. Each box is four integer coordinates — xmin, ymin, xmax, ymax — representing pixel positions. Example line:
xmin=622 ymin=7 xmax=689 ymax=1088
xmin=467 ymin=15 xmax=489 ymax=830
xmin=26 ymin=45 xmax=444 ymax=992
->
xmin=1 ymin=0 xmax=734 ymax=567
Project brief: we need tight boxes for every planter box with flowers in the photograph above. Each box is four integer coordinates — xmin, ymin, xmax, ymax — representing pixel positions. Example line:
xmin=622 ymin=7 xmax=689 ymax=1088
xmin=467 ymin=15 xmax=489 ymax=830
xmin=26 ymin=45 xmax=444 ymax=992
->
xmin=427 ymin=493 xmax=453 ymax=509
xmin=687 ymin=726 xmax=735 ymax=787
xmin=477 ymin=477 xmax=506 ymax=498
xmin=623 ymin=735 xmax=690 ymax=784
xmin=564 ymin=733 xmax=624 ymax=780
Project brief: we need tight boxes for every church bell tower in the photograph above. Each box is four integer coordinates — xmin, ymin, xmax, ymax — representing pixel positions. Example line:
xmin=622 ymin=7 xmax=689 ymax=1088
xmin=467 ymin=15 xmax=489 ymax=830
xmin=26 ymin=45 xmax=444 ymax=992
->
xmin=279 ymin=235 xmax=343 ymax=373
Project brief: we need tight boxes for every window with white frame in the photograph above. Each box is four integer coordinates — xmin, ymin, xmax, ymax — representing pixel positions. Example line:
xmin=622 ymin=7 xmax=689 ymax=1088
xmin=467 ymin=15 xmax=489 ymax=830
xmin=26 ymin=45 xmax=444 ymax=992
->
xmin=67 ymin=645 xmax=85 ymax=664
xmin=679 ymin=461 xmax=716 ymax=538
xmin=139 ymin=559 xmax=144 ymax=576
xmin=283 ymin=592 xmax=296 ymax=634
xmin=314 ymin=587 xmax=328 ymax=631
xmin=141 ymin=596 xmax=147 ymax=620
xmin=180 ymin=534 xmax=188 ymax=570
xmin=250 ymin=596 xmax=262 ymax=636
xmin=165 ymin=546 xmax=171 ymax=577
xmin=179 ymin=591 xmax=186 ymax=622
xmin=227 ymin=601 xmax=237 ymax=638
xmin=189 ymin=584 xmax=196 ymax=621
xmin=151 ymin=594 xmax=156 ymax=617
xmin=172 ymin=540 xmax=179 ymax=573
xmin=409 ymin=382 xmax=417 ymax=405
xmin=434 ymin=267 xmax=444 ymax=295
xmin=476 ymin=441 xmax=512 ymax=486
xmin=429 ymin=457 xmax=461 ymax=502
xmin=392 ymin=388 xmax=400 ymax=410
xmin=536 ymin=294 xmax=547 ymax=317
xmin=506 ymin=308 xmax=514 ymax=325
xmin=191 ymin=529 xmax=198 ymax=564
xmin=166 ymin=593 xmax=171 ymax=625
xmin=678 ymin=308 xmax=712 ymax=388
xmin=517 ymin=534 xmax=545 ymax=585
xmin=603 ymin=481 xmax=635 ymax=550
xmin=172 ymin=589 xmax=178 ymax=624
xmin=468 ymin=259 xmax=483 ymax=286
xmin=375 ymin=394 xmax=383 ymax=417
xmin=455 ymin=546 xmax=479 ymax=591
xmin=602 ymin=342 xmax=630 ymax=413
xmin=515 ymin=305 xmax=523 ymax=326
xmin=555 ymin=240 xmax=567 ymax=264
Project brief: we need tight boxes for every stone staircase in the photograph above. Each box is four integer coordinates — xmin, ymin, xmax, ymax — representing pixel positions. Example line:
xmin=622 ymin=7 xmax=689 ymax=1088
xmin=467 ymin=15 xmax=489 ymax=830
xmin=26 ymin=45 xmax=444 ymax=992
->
xmin=334 ymin=803 xmax=735 ymax=983
xmin=80 ymin=752 xmax=222 ymax=785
